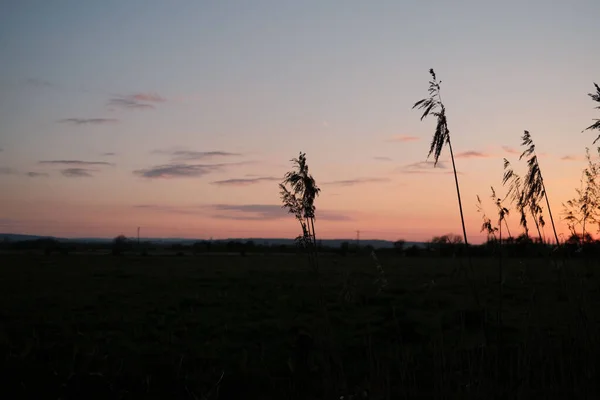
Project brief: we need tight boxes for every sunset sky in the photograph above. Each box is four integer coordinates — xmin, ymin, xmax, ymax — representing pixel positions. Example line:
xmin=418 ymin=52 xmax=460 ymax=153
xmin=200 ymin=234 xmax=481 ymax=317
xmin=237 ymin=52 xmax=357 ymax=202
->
xmin=1 ymin=0 xmax=599 ymax=243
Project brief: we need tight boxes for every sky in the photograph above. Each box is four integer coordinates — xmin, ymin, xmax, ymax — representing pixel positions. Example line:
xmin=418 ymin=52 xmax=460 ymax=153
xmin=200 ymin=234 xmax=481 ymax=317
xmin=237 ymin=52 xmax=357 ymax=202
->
xmin=1 ymin=0 xmax=599 ymax=243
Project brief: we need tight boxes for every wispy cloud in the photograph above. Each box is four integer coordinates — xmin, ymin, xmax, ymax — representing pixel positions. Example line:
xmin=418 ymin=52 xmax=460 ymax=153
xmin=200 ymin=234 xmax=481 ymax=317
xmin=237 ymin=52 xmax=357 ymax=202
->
xmin=24 ymin=78 xmax=55 ymax=88
xmin=0 ymin=218 xmax=16 ymax=228
xmin=211 ymin=176 xmax=279 ymax=186
xmin=27 ymin=172 xmax=49 ymax=178
xmin=323 ymin=177 xmax=391 ymax=186
xmin=502 ymin=146 xmax=519 ymax=155
xmin=61 ymin=168 xmax=94 ymax=178
xmin=373 ymin=156 xmax=392 ymax=161
xmin=398 ymin=160 xmax=447 ymax=174
xmin=454 ymin=150 xmax=491 ymax=159
xmin=0 ymin=167 xmax=16 ymax=175
xmin=108 ymin=92 xmax=166 ymax=110
xmin=133 ymin=204 xmax=201 ymax=215
xmin=130 ymin=93 xmax=166 ymax=103
xmin=102 ymin=152 xmax=116 ymax=156
xmin=211 ymin=204 xmax=352 ymax=221
xmin=58 ymin=118 xmax=118 ymax=125
xmin=39 ymin=160 xmax=114 ymax=166
xmin=154 ymin=149 xmax=242 ymax=161
xmin=386 ymin=135 xmax=420 ymax=143
xmin=108 ymin=97 xmax=154 ymax=109
xmin=560 ymin=155 xmax=582 ymax=161
xmin=133 ymin=163 xmax=223 ymax=179
xmin=133 ymin=203 xmax=353 ymax=221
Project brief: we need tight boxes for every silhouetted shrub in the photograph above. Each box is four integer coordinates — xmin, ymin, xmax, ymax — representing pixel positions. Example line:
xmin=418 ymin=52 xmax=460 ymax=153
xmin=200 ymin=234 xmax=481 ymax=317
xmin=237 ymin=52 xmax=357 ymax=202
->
xmin=112 ymin=235 xmax=130 ymax=256
xmin=394 ymin=240 xmax=405 ymax=255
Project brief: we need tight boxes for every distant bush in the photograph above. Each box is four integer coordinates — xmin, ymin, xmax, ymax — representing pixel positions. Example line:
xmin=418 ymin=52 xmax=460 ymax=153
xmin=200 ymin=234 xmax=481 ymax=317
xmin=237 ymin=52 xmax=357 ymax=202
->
xmin=112 ymin=235 xmax=130 ymax=256
xmin=394 ymin=240 xmax=406 ymax=255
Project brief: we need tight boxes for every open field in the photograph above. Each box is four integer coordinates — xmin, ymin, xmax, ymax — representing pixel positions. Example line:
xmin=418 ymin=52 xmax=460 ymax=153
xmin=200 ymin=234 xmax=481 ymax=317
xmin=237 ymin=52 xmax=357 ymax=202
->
xmin=1 ymin=253 xmax=599 ymax=399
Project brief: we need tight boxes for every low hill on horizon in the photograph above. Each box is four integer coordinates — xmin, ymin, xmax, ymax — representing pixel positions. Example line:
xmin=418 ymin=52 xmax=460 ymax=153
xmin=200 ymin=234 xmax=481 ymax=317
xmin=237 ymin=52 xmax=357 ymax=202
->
xmin=0 ymin=233 xmax=426 ymax=249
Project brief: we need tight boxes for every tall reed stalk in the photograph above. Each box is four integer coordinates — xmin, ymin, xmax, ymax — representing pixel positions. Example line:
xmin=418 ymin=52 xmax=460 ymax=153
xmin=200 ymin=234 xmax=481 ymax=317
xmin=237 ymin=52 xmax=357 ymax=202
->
xmin=413 ymin=69 xmax=480 ymax=307
xmin=279 ymin=152 xmax=346 ymax=396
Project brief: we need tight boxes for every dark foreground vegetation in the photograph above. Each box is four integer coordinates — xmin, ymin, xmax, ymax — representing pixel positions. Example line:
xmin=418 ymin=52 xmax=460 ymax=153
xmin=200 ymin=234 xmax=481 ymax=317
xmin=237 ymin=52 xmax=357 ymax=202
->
xmin=1 ymin=252 xmax=599 ymax=399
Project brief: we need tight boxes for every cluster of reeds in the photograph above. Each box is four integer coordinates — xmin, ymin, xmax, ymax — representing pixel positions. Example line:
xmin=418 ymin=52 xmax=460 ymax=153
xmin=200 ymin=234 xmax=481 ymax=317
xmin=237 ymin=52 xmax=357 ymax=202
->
xmin=562 ymin=148 xmax=600 ymax=244
xmin=275 ymin=72 xmax=600 ymax=399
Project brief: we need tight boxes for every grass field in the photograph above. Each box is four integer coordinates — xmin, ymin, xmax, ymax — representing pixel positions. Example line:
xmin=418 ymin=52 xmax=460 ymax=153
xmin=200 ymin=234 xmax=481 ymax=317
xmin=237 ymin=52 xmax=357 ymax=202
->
xmin=1 ymin=253 xmax=599 ymax=399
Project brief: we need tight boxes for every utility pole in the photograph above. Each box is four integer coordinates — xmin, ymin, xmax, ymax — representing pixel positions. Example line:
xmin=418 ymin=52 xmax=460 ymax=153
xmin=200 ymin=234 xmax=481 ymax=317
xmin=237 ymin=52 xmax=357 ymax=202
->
xmin=137 ymin=227 xmax=140 ymax=246
xmin=356 ymin=230 xmax=360 ymax=249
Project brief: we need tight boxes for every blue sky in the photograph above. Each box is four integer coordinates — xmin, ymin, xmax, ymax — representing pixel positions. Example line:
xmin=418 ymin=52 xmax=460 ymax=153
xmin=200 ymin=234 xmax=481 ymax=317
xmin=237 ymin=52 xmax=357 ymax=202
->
xmin=1 ymin=0 xmax=599 ymax=241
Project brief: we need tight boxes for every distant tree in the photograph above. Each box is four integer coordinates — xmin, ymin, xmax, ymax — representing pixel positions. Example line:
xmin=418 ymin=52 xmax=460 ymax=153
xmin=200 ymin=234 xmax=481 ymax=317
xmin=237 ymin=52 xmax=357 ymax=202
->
xmin=515 ymin=233 xmax=533 ymax=245
xmin=566 ymin=233 xmax=593 ymax=246
xmin=432 ymin=234 xmax=462 ymax=245
xmin=112 ymin=235 xmax=129 ymax=256
xmin=430 ymin=234 xmax=463 ymax=257
xmin=393 ymin=240 xmax=406 ymax=254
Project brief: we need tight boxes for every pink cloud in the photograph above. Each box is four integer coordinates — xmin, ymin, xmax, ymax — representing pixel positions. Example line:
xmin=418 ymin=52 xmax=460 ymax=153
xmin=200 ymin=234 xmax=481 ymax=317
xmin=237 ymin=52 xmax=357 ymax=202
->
xmin=502 ymin=146 xmax=519 ymax=155
xmin=131 ymin=93 xmax=166 ymax=103
xmin=454 ymin=150 xmax=492 ymax=159
xmin=386 ymin=135 xmax=420 ymax=143
xmin=560 ymin=155 xmax=582 ymax=161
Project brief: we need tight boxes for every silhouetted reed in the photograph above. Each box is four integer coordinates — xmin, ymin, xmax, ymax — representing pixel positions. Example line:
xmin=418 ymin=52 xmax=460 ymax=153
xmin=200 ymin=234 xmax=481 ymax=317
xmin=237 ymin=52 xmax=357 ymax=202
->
xmin=503 ymin=158 xmax=547 ymax=243
xmin=583 ymin=83 xmax=600 ymax=143
xmin=519 ymin=130 xmax=560 ymax=246
xmin=279 ymin=152 xmax=321 ymax=273
xmin=413 ymin=68 xmax=480 ymax=307
xmin=563 ymin=148 xmax=600 ymax=245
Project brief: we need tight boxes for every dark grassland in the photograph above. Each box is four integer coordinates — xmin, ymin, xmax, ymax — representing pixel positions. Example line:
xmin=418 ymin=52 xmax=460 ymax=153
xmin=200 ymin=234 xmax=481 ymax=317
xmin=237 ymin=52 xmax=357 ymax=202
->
xmin=1 ymin=253 xmax=599 ymax=399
